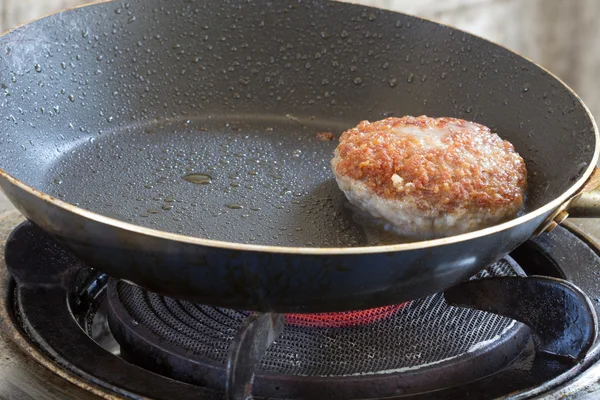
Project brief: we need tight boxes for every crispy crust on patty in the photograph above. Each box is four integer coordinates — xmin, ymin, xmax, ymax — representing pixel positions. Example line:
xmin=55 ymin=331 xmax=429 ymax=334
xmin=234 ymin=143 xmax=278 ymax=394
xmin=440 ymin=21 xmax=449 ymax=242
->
xmin=332 ymin=116 xmax=527 ymax=214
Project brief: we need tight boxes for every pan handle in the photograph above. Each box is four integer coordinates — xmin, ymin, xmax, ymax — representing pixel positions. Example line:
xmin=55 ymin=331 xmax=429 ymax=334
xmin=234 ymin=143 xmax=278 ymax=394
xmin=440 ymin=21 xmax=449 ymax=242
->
xmin=569 ymin=192 xmax=600 ymax=217
xmin=566 ymin=166 xmax=600 ymax=218
xmin=568 ymin=178 xmax=600 ymax=218
xmin=534 ymin=167 xmax=600 ymax=235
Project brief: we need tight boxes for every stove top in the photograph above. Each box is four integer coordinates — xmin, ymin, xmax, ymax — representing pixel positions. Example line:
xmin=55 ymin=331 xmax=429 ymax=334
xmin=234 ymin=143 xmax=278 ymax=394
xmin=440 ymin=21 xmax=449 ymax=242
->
xmin=2 ymin=203 xmax=600 ymax=399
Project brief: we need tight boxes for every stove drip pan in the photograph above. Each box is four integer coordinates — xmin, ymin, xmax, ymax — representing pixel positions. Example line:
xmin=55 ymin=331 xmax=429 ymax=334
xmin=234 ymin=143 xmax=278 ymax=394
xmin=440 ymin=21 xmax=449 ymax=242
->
xmin=107 ymin=259 xmax=529 ymax=399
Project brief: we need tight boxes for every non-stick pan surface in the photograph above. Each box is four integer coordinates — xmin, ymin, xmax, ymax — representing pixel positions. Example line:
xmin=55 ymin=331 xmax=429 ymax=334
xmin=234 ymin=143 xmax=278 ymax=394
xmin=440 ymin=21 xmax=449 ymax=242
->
xmin=0 ymin=0 xmax=596 ymax=311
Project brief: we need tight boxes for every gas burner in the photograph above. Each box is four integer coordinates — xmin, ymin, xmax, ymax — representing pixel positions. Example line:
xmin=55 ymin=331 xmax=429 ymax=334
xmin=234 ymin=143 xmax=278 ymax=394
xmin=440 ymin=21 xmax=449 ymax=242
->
xmin=2 ymin=220 xmax=600 ymax=399
xmin=106 ymin=259 xmax=526 ymax=398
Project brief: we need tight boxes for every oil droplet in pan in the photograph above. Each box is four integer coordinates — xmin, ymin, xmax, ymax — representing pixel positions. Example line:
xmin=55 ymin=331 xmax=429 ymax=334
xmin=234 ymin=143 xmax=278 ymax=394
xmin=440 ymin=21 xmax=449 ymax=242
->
xmin=182 ymin=173 xmax=212 ymax=184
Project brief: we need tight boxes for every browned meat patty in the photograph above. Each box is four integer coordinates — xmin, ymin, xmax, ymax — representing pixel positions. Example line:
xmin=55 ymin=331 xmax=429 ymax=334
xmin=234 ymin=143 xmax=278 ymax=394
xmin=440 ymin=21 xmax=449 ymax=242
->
xmin=331 ymin=115 xmax=527 ymax=238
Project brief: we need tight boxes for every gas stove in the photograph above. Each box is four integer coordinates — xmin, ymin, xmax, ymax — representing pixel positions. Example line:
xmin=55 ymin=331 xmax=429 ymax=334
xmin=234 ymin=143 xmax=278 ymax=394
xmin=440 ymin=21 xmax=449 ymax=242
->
xmin=2 ymin=201 xmax=600 ymax=399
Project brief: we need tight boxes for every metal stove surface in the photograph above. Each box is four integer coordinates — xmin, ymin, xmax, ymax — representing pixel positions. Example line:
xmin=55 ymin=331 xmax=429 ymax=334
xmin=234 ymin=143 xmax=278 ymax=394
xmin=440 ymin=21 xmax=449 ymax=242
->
xmin=0 ymin=210 xmax=101 ymax=400
xmin=2 ymin=196 xmax=600 ymax=399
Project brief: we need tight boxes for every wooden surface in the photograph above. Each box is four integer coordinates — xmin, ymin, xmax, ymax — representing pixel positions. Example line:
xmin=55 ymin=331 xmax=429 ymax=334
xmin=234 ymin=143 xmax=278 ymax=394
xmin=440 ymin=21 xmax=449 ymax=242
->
xmin=1 ymin=0 xmax=600 ymax=117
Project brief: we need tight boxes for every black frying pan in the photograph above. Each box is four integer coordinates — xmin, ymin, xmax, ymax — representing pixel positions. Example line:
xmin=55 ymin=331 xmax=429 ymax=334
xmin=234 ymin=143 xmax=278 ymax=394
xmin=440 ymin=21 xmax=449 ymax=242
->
xmin=0 ymin=0 xmax=598 ymax=312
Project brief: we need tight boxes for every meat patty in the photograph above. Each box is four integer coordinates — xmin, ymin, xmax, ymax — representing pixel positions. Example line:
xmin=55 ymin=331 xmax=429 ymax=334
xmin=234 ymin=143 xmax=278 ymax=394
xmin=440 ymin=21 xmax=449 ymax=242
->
xmin=331 ymin=116 xmax=527 ymax=239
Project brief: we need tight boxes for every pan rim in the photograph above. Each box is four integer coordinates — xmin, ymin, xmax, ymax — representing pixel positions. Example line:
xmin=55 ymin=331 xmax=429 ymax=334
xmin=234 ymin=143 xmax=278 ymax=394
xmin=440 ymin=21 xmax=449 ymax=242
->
xmin=0 ymin=0 xmax=598 ymax=255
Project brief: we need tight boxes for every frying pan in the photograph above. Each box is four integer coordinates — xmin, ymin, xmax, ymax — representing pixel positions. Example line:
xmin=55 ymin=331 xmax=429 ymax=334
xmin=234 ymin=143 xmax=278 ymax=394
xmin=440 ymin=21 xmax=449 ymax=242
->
xmin=0 ymin=0 xmax=598 ymax=313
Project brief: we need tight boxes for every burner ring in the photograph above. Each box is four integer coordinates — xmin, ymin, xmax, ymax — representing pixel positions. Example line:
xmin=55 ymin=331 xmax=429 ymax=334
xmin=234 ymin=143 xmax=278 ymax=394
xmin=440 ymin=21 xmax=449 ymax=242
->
xmin=106 ymin=258 xmax=529 ymax=399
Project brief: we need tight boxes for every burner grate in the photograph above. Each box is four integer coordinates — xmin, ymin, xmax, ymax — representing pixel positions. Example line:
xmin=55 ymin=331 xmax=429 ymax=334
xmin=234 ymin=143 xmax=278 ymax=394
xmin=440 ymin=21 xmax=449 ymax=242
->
xmin=111 ymin=258 xmax=521 ymax=377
